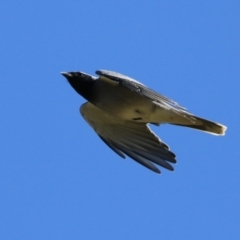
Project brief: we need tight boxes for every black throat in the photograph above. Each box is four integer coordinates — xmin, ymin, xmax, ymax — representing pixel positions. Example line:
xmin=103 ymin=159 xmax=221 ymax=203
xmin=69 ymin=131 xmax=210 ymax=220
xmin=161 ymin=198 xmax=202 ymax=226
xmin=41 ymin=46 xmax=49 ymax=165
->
xmin=67 ymin=76 xmax=96 ymax=102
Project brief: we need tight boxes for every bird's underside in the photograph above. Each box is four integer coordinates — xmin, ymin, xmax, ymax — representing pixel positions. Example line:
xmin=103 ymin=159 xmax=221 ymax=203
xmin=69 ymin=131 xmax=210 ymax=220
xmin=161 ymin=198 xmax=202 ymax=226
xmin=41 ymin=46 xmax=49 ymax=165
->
xmin=62 ymin=69 xmax=227 ymax=174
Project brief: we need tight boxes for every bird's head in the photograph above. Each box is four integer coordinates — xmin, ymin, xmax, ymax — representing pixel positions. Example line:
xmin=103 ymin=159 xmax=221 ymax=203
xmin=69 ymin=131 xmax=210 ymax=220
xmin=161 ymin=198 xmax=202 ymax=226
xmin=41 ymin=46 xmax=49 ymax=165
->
xmin=61 ymin=71 xmax=96 ymax=100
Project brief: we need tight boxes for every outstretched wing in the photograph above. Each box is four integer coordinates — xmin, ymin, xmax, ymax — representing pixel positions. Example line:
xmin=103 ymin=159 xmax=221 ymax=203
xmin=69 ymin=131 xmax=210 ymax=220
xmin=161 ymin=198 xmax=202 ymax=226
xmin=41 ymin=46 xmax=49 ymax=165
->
xmin=80 ymin=102 xmax=176 ymax=174
xmin=96 ymin=70 xmax=188 ymax=113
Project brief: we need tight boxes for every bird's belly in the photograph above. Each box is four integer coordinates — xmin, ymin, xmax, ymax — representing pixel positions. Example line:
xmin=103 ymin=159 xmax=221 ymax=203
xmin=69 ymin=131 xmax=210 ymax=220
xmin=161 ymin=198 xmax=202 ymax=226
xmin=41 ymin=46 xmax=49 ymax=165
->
xmin=93 ymin=85 xmax=150 ymax=119
xmin=93 ymin=81 xmax=187 ymax=124
xmin=94 ymin=90 xmax=170 ymax=123
xmin=113 ymin=102 xmax=189 ymax=124
xmin=114 ymin=101 xmax=179 ymax=123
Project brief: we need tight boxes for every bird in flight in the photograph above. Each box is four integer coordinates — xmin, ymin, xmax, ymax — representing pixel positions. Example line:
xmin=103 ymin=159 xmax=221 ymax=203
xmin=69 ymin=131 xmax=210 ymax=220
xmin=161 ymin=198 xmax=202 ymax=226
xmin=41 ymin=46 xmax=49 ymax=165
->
xmin=61 ymin=70 xmax=227 ymax=174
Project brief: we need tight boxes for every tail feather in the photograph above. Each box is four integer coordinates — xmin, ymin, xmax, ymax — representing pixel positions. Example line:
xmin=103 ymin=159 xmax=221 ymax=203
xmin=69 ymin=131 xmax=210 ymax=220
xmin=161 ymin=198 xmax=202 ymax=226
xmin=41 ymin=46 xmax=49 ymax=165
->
xmin=172 ymin=116 xmax=227 ymax=136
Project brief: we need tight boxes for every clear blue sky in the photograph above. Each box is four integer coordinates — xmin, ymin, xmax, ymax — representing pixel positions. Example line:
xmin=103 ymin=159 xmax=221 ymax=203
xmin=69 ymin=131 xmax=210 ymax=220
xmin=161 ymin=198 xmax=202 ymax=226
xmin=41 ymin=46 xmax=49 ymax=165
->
xmin=1 ymin=1 xmax=239 ymax=239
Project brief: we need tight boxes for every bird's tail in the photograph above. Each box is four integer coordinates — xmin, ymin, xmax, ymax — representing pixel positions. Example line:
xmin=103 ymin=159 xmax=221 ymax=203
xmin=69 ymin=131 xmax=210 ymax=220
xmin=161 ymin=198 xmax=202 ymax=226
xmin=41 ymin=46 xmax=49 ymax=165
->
xmin=171 ymin=116 xmax=227 ymax=136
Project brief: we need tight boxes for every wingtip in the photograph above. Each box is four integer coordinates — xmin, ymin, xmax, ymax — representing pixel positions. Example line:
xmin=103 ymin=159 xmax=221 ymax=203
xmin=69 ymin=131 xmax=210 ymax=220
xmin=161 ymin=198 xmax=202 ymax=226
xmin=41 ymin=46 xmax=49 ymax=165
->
xmin=151 ymin=166 xmax=161 ymax=174
xmin=150 ymin=168 xmax=161 ymax=174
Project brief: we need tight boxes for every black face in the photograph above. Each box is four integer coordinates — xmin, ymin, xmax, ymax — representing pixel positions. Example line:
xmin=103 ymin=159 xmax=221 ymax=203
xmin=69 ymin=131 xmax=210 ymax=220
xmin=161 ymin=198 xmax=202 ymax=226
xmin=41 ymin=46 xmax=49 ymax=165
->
xmin=61 ymin=72 xmax=96 ymax=101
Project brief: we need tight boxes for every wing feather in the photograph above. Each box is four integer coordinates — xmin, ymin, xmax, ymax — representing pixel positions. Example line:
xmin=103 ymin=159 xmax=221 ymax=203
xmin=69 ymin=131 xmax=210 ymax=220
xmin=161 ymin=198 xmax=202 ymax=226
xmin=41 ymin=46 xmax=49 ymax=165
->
xmin=98 ymin=135 xmax=125 ymax=159
xmin=80 ymin=102 xmax=177 ymax=173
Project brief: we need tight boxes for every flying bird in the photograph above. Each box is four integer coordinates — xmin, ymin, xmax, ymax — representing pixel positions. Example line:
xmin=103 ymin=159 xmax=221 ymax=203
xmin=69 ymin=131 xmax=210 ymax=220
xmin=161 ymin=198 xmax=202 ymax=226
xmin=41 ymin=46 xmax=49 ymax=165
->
xmin=61 ymin=70 xmax=227 ymax=174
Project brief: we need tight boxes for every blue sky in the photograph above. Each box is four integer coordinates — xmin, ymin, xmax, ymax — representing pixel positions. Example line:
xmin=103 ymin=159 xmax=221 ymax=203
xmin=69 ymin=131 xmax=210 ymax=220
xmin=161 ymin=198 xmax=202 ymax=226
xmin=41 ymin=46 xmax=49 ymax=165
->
xmin=1 ymin=1 xmax=239 ymax=239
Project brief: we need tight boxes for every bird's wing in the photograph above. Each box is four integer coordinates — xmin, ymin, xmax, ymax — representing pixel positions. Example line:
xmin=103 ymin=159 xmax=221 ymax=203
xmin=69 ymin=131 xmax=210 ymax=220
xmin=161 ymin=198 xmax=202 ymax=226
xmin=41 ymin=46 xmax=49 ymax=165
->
xmin=96 ymin=70 xmax=188 ymax=113
xmin=80 ymin=102 xmax=176 ymax=174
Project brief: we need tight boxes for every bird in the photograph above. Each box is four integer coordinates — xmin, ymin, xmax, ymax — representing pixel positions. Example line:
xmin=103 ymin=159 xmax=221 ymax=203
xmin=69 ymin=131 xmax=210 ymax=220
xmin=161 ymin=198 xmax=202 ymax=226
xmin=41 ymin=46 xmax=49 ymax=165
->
xmin=61 ymin=70 xmax=227 ymax=174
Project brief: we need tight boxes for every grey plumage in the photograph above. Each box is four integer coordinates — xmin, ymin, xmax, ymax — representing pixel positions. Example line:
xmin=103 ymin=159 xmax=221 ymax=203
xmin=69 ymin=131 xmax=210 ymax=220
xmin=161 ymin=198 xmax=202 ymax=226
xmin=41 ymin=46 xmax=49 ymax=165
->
xmin=62 ymin=70 xmax=227 ymax=174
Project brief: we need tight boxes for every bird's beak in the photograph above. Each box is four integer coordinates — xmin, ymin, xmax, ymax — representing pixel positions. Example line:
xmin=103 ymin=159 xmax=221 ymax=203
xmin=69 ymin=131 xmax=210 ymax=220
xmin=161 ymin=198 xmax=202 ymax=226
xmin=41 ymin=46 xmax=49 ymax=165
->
xmin=61 ymin=72 xmax=71 ymax=78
